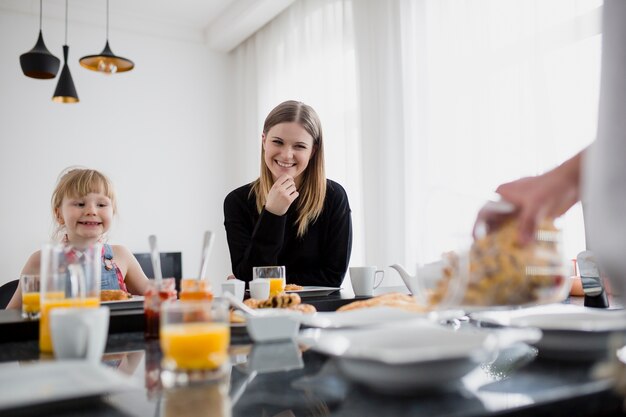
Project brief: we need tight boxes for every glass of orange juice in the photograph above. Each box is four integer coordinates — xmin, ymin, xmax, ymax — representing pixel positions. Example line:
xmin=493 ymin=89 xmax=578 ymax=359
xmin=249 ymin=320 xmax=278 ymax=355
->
xmin=253 ymin=266 xmax=286 ymax=297
xmin=160 ymin=299 xmax=230 ymax=387
xmin=179 ymin=279 xmax=213 ymax=302
xmin=21 ymin=274 xmax=40 ymax=319
xmin=39 ymin=243 xmax=102 ymax=354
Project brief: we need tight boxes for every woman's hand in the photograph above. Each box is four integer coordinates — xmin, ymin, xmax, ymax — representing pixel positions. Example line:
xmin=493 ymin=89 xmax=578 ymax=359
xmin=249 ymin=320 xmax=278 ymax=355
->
xmin=265 ymin=174 xmax=299 ymax=216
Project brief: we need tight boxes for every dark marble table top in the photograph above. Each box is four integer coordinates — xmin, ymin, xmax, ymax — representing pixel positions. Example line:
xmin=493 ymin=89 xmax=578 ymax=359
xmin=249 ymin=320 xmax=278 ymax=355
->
xmin=1 ymin=288 xmax=626 ymax=416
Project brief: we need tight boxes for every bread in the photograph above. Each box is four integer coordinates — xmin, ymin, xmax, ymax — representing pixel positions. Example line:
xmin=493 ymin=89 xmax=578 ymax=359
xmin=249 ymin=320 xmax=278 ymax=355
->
xmin=285 ymin=284 xmax=304 ymax=291
xmin=100 ymin=289 xmax=132 ymax=301
xmin=288 ymin=303 xmax=316 ymax=314
xmin=337 ymin=292 xmax=425 ymax=312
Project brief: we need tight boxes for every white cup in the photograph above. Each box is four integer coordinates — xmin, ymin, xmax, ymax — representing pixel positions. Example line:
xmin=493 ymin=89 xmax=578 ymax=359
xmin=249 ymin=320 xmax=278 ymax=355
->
xmin=221 ymin=279 xmax=245 ymax=301
xmin=349 ymin=266 xmax=384 ymax=296
xmin=250 ymin=279 xmax=270 ymax=300
xmin=50 ymin=307 xmax=109 ymax=362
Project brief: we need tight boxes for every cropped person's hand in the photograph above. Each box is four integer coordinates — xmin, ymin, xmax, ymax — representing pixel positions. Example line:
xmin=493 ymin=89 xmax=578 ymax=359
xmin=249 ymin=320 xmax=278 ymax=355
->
xmin=265 ymin=174 xmax=299 ymax=216
xmin=474 ymin=151 xmax=583 ymax=244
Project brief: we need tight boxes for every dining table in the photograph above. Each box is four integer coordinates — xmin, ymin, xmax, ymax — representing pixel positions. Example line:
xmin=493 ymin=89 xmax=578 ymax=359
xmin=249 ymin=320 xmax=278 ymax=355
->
xmin=1 ymin=286 xmax=625 ymax=417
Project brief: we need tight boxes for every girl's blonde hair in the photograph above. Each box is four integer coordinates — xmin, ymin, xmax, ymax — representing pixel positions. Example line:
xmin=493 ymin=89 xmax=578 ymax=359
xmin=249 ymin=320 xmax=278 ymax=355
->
xmin=51 ymin=168 xmax=117 ymax=239
xmin=251 ymin=100 xmax=326 ymax=238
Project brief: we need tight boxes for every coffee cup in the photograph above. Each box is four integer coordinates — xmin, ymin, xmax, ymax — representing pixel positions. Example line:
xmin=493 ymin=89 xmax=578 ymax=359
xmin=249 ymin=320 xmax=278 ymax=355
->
xmin=349 ymin=266 xmax=384 ymax=296
xmin=50 ymin=306 xmax=109 ymax=362
xmin=221 ymin=279 xmax=245 ymax=302
xmin=250 ymin=279 xmax=270 ymax=300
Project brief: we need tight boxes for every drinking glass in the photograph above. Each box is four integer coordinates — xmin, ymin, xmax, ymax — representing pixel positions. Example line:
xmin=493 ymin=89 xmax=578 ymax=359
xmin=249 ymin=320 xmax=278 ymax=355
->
xmin=253 ymin=266 xmax=286 ymax=297
xmin=39 ymin=243 xmax=102 ymax=353
xmin=160 ymin=299 xmax=230 ymax=387
xmin=144 ymin=278 xmax=177 ymax=339
xmin=21 ymin=274 xmax=40 ymax=319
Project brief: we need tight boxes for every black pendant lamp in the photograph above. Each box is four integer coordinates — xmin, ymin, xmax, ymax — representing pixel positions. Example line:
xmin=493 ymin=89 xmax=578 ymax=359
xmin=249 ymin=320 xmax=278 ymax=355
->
xmin=79 ymin=0 xmax=134 ymax=74
xmin=19 ymin=0 xmax=60 ymax=79
xmin=52 ymin=0 xmax=79 ymax=103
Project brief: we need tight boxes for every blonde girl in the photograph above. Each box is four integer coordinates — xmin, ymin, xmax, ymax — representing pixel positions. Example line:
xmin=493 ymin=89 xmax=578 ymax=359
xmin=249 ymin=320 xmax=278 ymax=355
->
xmin=224 ymin=100 xmax=352 ymax=286
xmin=6 ymin=168 xmax=149 ymax=309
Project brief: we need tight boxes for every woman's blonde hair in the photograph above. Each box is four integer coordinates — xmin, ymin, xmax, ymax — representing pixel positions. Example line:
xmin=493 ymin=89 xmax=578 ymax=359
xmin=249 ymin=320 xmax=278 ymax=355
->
xmin=51 ymin=167 xmax=117 ymax=239
xmin=251 ymin=100 xmax=326 ymax=237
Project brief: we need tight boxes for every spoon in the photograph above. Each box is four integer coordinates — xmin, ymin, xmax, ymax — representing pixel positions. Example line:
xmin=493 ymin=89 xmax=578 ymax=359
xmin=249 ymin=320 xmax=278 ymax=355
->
xmin=148 ymin=235 xmax=163 ymax=284
xmin=222 ymin=292 xmax=258 ymax=316
xmin=198 ymin=230 xmax=215 ymax=281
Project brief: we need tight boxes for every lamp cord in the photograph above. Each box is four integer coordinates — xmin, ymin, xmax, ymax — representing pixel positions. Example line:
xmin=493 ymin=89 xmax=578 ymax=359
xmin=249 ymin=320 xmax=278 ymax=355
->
xmin=64 ymin=0 xmax=68 ymax=44
xmin=106 ymin=0 xmax=109 ymax=40
xmin=39 ymin=0 xmax=42 ymax=30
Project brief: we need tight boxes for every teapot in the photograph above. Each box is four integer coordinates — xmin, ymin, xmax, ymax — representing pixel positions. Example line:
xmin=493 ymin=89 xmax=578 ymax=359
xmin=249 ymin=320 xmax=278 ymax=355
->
xmin=390 ymin=261 xmax=448 ymax=306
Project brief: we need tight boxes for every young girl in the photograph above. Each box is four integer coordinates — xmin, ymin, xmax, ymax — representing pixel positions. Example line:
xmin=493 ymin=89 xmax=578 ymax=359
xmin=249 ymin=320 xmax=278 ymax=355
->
xmin=6 ymin=168 xmax=149 ymax=309
xmin=224 ymin=100 xmax=353 ymax=287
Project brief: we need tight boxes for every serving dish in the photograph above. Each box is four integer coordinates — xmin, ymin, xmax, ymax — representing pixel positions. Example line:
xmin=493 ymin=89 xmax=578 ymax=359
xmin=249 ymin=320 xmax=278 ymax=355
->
xmin=0 ymin=361 xmax=140 ymax=412
xmin=284 ymin=286 xmax=341 ymax=297
xmin=101 ymin=295 xmax=144 ymax=311
xmin=298 ymin=321 xmax=495 ymax=393
xmin=470 ymin=304 xmax=626 ymax=360
xmin=298 ymin=306 xmax=439 ymax=329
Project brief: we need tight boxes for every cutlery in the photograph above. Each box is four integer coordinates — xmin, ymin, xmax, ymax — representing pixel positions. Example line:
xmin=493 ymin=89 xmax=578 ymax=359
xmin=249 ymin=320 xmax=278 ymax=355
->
xmin=198 ymin=230 xmax=215 ymax=281
xmin=222 ymin=292 xmax=258 ymax=316
xmin=148 ymin=235 xmax=163 ymax=284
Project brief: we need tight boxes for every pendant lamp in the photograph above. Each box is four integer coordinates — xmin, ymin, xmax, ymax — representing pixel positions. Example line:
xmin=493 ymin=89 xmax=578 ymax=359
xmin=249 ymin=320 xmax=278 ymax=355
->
xmin=79 ymin=0 xmax=134 ymax=74
xmin=19 ymin=0 xmax=60 ymax=79
xmin=52 ymin=0 xmax=79 ymax=103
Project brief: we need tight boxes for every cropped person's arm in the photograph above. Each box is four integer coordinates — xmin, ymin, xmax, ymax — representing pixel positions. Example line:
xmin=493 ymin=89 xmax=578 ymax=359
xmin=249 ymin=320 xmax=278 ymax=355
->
xmin=113 ymin=245 xmax=150 ymax=295
xmin=475 ymin=149 xmax=584 ymax=244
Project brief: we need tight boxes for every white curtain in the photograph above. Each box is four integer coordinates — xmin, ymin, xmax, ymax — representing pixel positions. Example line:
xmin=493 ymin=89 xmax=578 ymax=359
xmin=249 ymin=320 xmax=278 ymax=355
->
xmin=352 ymin=0 xmax=602 ymax=274
xmin=233 ymin=0 xmax=602 ymax=282
xmin=232 ymin=0 xmax=365 ymax=267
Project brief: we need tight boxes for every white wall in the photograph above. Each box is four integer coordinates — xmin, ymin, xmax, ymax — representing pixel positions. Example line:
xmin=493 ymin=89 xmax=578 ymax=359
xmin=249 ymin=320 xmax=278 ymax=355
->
xmin=0 ymin=9 xmax=235 ymax=290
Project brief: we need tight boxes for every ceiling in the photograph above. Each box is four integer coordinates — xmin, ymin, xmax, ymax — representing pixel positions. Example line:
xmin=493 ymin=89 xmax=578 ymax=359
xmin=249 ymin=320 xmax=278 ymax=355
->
xmin=1 ymin=0 xmax=295 ymax=51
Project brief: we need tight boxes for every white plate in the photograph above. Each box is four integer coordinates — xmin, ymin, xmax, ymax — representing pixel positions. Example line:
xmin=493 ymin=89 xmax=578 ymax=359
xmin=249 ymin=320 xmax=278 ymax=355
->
xmin=298 ymin=321 xmax=494 ymax=393
xmin=0 ymin=361 xmax=141 ymax=412
xmin=285 ymin=286 xmax=341 ymax=297
xmin=471 ymin=304 xmax=626 ymax=360
xmin=298 ymin=306 xmax=431 ymax=329
xmin=101 ymin=295 xmax=144 ymax=310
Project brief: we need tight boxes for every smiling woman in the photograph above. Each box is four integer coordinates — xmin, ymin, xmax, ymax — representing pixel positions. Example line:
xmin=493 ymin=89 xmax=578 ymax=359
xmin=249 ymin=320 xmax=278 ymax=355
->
xmin=224 ymin=100 xmax=353 ymax=287
xmin=5 ymin=167 xmax=150 ymax=310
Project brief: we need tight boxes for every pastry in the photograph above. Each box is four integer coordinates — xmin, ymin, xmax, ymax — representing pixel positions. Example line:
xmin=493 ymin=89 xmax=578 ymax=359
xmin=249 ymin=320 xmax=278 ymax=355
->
xmin=285 ymin=284 xmax=304 ymax=291
xmin=337 ymin=292 xmax=424 ymax=312
xmin=257 ymin=293 xmax=301 ymax=308
xmin=288 ymin=303 xmax=316 ymax=314
xmin=100 ymin=289 xmax=131 ymax=301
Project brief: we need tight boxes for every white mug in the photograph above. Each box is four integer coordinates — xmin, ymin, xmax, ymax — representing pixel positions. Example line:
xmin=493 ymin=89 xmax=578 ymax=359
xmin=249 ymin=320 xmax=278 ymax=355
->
xmin=221 ymin=279 xmax=245 ymax=301
xmin=50 ymin=307 xmax=109 ymax=362
xmin=349 ymin=266 xmax=384 ymax=296
xmin=249 ymin=279 xmax=270 ymax=300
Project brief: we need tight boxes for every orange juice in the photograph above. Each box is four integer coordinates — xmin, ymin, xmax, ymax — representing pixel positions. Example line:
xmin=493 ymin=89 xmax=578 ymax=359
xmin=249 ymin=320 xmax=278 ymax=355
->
xmin=22 ymin=292 xmax=40 ymax=315
xmin=268 ymin=278 xmax=285 ymax=296
xmin=180 ymin=279 xmax=213 ymax=301
xmin=39 ymin=296 xmax=100 ymax=353
xmin=160 ymin=322 xmax=230 ymax=370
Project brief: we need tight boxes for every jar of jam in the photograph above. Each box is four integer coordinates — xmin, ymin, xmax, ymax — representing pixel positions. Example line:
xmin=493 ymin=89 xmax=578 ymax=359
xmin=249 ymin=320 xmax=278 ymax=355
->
xmin=179 ymin=278 xmax=214 ymax=301
xmin=144 ymin=278 xmax=177 ymax=339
